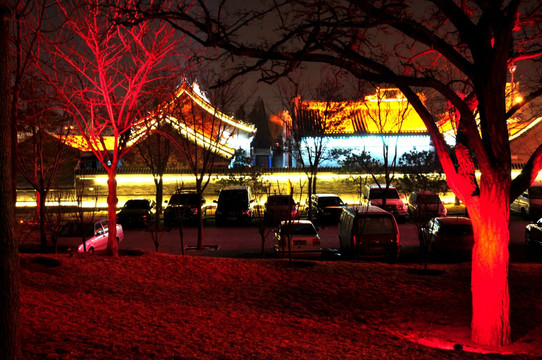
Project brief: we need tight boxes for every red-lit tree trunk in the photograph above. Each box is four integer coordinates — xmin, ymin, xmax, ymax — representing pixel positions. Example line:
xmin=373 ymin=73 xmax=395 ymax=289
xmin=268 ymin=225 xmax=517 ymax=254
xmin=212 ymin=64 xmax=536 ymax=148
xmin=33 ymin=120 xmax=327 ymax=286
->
xmin=106 ymin=166 xmax=119 ymax=257
xmin=469 ymin=180 xmax=511 ymax=346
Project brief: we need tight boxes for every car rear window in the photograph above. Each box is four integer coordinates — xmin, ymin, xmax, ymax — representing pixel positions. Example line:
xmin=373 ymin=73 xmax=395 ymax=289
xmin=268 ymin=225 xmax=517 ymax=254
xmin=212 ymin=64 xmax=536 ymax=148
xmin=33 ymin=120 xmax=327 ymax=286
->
xmin=268 ymin=196 xmax=294 ymax=205
xmin=125 ymin=200 xmax=150 ymax=209
xmin=169 ymin=193 xmax=199 ymax=205
xmin=282 ymin=224 xmax=317 ymax=236
xmin=219 ymin=190 xmax=248 ymax=203
xmin=440 ymin=224 xmax=473 ymax=236
xmin=416 ymin=194 xmax=440 ymax=204
xmin=318 ymin=196 xmax=343 ymax=207
xmin=356 ymin=216 xmax=396 ymax=234
xmin=369 ymin=188 xmax=400 ymax=200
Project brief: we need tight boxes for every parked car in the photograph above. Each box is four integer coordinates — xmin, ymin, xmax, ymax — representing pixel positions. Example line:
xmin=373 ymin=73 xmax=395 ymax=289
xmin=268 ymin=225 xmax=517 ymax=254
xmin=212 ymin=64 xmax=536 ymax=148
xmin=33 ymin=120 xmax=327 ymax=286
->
xmin=419 ymin=217 xmax=474 ymax=257
xmin=511 ymin=182 xmax=542 ymax=220
xmin=362 ymin=184 xmax=407 ymax=223
xmin=116 ymin=198 xmax=157 ymax=228
xmin=53 ymin=218 xmax=124 ymax=253
xmin=338 ymin=206 xmax=399 ymax=261
xmin=274 ymin=220 xmax=321 ymax=258
xmin=525 ymin=217 xmax=542 ymax=248
xmin=214 ymin=186 xmax=254 ymax=226
xmin=407 ymin=191 xmax=447 ymax=221
xmin=310 ymin=194 xmax=346 ymax=224
xmin=164 ymin=191 xmax=206 ymax=226
xmin=264 ymin=194 xmax=299 ymax=225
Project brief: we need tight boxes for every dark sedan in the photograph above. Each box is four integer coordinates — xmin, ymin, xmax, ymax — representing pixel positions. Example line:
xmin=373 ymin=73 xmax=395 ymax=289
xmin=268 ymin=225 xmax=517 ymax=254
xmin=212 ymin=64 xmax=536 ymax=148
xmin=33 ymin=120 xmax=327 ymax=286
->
xmin=525 ymin=217 xmax=542 ymax=248
xmin=164 ymin=192 xmax=206 ymax=226
xmin=116 ymin=198 xmax=156 ymax=228
xmin=310 ymin=194 xmax=346 ymax=224
xmin=420 ymin=217 xmax=474 ymax=258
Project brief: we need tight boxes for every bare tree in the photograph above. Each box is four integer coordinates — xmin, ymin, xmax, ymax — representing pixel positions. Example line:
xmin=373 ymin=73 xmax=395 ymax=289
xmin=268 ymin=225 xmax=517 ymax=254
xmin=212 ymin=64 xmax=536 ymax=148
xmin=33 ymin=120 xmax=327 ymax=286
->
xmin=280 ymin=74 xmax=345 ymax=221
xmin=17 ymin=111 xmax=74 ymax=251
xmin=218 ymin=154 xmax=271 ymax=257
xmin=135 ymin=112 xmax=172 ymax=226
xmin=397 ymin=150 xmax=448 ymax=197
xmin=35 ymin=0 xmax=181 ymax=256
xmin=336 ymin=150 xmax=380 ymax=203
xmin=155 ymin=79 xmax=249 ymax=250
xmin=134 ymin=0 xmax=542 ymax=346
xmin=10 ymin=0 xmax=49 ymax=202
xmin=358 ymin=88 xmax=411 ymax=210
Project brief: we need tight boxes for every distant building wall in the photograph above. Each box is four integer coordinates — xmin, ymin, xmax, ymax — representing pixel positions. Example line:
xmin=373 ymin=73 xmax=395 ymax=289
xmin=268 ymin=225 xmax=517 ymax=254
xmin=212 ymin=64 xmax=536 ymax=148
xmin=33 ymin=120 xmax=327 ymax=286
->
xmin=298 ymin=134 xmax=432 ymax=167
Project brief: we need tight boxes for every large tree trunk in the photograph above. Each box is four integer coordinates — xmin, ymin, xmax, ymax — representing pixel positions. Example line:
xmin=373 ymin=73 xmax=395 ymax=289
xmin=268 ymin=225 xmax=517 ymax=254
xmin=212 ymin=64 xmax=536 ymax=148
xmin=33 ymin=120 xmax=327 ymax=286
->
xmin=0 ymin=2 xmax=20 ymax=357
xmin=106 ymin=167 xmax=119 ymax=257
xmin=470 ymin=181 xmax=511 ymax=346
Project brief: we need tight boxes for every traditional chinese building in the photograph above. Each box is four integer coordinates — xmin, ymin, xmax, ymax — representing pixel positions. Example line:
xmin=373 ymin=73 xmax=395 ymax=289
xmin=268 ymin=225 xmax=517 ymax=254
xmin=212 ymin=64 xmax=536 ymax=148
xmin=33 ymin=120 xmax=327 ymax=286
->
xmin=280 ymin=88 xmax=432 ymax=167
xmin=56 ymin=81 xmax=256 ymax=170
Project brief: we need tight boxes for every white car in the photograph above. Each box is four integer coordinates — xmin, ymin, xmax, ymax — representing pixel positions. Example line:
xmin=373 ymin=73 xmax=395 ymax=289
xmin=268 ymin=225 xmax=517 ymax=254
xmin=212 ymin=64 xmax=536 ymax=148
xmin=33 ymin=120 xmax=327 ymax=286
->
xmin=274 ymin=220 xmax=321 ymax=258
xmin=54 ymin=219 xmax=124 ymax=253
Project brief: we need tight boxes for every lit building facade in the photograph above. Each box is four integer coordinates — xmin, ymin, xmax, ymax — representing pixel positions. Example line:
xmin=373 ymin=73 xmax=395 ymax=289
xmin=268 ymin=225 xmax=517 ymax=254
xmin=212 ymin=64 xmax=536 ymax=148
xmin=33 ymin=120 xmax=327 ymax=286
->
xmin=281 ymin=88 xmax=432 ymax=167
xmin=56 ymin=81 xmax=256 ymax=169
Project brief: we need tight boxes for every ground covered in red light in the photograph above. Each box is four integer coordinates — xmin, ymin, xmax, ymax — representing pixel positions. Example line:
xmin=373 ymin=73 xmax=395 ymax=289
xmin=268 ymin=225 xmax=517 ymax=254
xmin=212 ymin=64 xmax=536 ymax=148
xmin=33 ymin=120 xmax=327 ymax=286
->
xmin=19 ymin=252 xmax=542 ymax=359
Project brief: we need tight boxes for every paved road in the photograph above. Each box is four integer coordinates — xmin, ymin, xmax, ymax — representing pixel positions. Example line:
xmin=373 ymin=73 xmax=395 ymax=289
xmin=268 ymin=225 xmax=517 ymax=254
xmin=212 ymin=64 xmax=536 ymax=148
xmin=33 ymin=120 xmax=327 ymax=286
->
xmin=119 ymin=215 xmax=539 ymax=263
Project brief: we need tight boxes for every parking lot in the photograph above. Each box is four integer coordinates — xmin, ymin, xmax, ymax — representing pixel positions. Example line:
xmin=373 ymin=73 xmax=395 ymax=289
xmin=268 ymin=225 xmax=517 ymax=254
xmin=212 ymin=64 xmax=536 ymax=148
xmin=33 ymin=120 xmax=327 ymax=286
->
xmin=119 ymin=215 xmax=538 ymax=263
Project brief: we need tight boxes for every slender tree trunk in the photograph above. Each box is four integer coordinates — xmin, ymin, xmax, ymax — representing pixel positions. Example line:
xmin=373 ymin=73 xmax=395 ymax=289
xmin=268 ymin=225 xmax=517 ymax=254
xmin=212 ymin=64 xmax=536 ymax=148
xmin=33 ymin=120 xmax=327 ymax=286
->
xmin=155 ymin=175 xmax=163 ymax=215
xmin=154 ymin=175 xmax=163 ymax=231
xmin=106 ymin=166 xmax=119 ymax=257
xmin=39 ymin=189 xmax=47 ymax=251
xmin=0 ymin=2 xmax=20 ymax=357
xmin=311 ymin=170 xmax=316 ymax=196
xmin=470 ymin=182 xmax=511 ymax=346
xmin=196 ymin=179 xmax=204 ymax=250
xmin=307 ymin=176 xmax=313 ymax=221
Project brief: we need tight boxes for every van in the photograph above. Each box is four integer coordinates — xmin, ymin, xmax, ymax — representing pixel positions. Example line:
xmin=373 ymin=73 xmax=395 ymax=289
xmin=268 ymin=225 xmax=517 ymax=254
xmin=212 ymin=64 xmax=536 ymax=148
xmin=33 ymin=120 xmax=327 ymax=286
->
xmin=511 ymin=182 xmax=542 ymax=220
xmin=264 ymin=194 xmax=300 ymax=225
xmin=362 ymin=184 xmax=407 ymax=223
xmin=214 ymin=186 xmax=254 ymax=226
xmin=338 ymin=206 xmax=399 ymax=261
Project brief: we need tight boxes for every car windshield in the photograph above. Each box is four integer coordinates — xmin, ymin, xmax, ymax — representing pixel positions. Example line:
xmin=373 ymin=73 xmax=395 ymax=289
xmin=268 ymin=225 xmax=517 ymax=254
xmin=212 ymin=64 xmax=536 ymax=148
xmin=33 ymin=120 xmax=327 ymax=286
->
xmin=282 ymin=223 xmax=317 ymax=236
xmin=318 ymin=197 xmax=344 ymax=207
xmin=268 ymin=196 xmax=294 ymax=206
xmin=416 ymin=194 xmax=440 ymax=204
xmin=357 ymin=216 xmax=395 ymax=234
xmin=369 ymin=188 xmax=400 ymax=199
xmin=169 ymin=193 xmax=199 ymax=206
xmin=124 ymin=200 xmax=150 ymax=209
xmin=530 ymin=187 xmax=542 ymax=199
xmin=440 ymin=224 xmax=473 ymax=236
